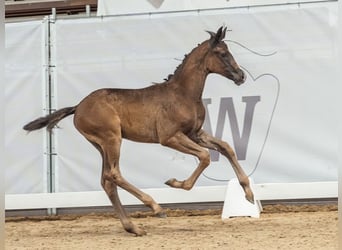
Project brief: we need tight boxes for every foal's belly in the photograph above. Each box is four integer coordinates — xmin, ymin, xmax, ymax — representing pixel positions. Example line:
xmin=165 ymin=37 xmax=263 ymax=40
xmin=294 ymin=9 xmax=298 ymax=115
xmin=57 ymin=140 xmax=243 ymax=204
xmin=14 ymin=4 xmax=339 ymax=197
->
xmin=119 ymin=108 xmax=160 ymax=143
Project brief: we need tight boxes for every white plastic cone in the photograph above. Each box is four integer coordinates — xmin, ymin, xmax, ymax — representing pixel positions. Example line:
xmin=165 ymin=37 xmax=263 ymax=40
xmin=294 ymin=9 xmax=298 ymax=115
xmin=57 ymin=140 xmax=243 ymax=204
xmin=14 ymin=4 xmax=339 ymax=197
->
xmin=221 ymin=177 xmax=262 ymax=220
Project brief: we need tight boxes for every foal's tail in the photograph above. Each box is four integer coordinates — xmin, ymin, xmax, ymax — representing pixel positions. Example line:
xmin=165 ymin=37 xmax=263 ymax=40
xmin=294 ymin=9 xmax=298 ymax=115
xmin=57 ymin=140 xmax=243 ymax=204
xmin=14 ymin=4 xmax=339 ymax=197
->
xmin=23 ymin=106 xmax=77 ymax=132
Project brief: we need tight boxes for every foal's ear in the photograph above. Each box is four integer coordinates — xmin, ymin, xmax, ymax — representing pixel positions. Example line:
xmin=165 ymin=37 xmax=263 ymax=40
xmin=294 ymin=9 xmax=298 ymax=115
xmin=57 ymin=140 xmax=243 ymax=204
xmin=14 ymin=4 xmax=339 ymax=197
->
xmin=207 ymin=26 xmax=227 ymax=48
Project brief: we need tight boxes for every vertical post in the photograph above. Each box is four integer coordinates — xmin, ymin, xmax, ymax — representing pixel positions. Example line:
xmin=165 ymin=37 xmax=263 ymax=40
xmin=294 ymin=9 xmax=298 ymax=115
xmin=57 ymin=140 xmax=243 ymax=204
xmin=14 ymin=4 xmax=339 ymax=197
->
xmin=45 ymin=14 xmax=57 ymax=216
xmin=86 ymin=5 xmax=91 ymax=17
xmin=51 ymin=8 xmax=56 ymax=20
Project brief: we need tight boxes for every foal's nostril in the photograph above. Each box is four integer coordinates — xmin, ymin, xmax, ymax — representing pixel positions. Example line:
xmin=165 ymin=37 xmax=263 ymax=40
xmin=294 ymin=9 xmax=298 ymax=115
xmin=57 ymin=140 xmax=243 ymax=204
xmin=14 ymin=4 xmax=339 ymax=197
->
xmin=238 ymin=70 xmax=245 ymax=79
xmin=241 ymin=71 xmax=246 ymax=82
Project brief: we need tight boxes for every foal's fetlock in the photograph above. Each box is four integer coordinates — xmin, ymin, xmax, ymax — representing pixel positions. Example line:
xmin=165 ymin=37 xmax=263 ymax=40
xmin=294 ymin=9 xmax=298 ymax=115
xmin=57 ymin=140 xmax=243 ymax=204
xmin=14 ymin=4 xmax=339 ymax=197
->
xmin=181 ymin=181 xmax=193 ymax=190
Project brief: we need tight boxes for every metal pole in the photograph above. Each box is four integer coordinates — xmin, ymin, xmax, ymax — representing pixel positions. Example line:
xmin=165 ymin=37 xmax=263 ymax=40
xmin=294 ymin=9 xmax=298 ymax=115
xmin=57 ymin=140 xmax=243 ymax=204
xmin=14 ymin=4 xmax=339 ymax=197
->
xmin=86 ymin=5 xmax=91 ymax=17
xmin=46 ymin=14 xmax=57 ymax=216
xmin=51 ymin=8 xmax=56 ymax=20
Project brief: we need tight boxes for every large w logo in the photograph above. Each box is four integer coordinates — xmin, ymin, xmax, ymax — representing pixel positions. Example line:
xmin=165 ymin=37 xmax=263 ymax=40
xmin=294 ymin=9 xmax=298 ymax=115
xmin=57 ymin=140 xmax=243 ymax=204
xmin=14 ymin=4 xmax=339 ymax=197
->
xmin=203 ymin=96 xmax=261 ymax=161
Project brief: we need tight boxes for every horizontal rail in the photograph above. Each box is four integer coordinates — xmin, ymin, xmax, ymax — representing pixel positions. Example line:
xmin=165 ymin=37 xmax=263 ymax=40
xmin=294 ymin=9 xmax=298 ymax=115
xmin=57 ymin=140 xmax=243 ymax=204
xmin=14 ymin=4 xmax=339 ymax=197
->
xmin=5 ymin=182 xmax=337 ymax=210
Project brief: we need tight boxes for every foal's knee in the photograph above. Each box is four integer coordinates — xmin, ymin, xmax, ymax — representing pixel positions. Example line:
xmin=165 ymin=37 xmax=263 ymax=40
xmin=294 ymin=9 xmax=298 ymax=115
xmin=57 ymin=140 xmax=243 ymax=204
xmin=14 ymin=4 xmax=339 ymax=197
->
xmin=199 ymin=150 xmax=210 ymax=167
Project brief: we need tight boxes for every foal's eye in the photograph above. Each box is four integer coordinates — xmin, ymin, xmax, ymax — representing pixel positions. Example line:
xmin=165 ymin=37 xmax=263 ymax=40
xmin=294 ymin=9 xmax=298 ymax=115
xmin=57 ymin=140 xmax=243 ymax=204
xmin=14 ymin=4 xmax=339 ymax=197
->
xmin=220 ymin=52 xmax=228 ymax=58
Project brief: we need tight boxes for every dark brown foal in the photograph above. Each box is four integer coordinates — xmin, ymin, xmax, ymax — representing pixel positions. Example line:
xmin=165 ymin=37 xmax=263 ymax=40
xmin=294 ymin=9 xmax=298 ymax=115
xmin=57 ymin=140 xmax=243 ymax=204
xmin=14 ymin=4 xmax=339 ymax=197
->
xmin=24 ymin=26 xmax=253 ymax=236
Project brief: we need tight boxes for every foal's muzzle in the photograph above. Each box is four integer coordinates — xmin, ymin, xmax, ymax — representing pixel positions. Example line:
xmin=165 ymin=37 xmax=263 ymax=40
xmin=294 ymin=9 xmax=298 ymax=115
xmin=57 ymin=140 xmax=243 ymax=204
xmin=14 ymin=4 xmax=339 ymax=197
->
xmin=233 ymin=69 xmax=246 ymax=85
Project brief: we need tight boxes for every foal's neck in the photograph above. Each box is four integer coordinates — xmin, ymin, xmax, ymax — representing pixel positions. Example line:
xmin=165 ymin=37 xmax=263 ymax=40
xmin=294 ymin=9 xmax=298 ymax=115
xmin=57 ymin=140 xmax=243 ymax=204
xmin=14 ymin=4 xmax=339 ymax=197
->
xmin=171 ymin=43 xmax=209 ymax=101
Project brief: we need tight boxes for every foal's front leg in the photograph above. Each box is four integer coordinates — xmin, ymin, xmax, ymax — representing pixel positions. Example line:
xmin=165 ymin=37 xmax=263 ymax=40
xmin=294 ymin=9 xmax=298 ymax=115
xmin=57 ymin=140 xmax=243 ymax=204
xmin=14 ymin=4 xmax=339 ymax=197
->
xmin=194 ymin=130 xmax=255 ymax=204
xmin=161 ymin=131 xmax=211 ymax=190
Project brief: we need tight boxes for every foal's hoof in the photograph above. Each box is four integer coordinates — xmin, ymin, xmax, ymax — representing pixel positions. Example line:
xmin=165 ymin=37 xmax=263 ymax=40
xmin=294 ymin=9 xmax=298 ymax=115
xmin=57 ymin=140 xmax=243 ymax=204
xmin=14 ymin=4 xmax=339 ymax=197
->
xmin=165 ymin=178 xmax=184 ymax=189
xmin=126 ymin=224 xmax=147 ymax=236
xmin=155 ymin=211 xmax=167 ymax=218
xmin=132 ymin=228 xmax=147 ymax=237
xmin=245 ymin=192 xmax=255 ymax=204
xmin=165 ymin=178 xmax=177 ymax=187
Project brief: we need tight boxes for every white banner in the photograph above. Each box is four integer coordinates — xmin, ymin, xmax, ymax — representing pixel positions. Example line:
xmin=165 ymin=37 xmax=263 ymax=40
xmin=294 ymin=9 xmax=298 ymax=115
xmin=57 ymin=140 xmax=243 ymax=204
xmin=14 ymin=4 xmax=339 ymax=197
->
xmin=4 ymin=3 xmax=338 ymax=202
xmin=5 ymin=21 xmax=47 ymax=194
xmin=52 ymin=4 xmax=338 ymax=192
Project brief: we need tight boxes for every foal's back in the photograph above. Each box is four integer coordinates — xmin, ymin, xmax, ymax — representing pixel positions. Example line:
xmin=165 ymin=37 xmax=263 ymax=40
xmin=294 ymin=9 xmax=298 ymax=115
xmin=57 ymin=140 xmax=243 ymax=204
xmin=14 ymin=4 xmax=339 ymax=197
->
xmin=73 ymin=83 xmax=177 ymax=143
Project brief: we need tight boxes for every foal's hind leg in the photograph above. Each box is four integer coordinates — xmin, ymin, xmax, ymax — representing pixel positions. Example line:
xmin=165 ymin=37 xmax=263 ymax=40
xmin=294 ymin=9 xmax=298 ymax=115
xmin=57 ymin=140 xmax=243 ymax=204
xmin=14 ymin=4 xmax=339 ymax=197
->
xmin=102 ymin=139 xmax=165 ymax=217
xmin=195 ymin=130 xmax=254 ymax=203
xmin=77 ymin=130 xmax=164 ymax=235
xmin=87 ymin=137 xmax=147 ymax=236
xmin=102 ymin=178 xmax=146 ymax=236
xmin=100 ymin=135 xmax=167 ymax=235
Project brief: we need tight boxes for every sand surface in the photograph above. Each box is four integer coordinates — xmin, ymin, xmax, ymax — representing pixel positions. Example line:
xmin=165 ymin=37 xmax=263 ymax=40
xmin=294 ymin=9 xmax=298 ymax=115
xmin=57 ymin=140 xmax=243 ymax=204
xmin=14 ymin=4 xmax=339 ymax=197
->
xmin=6 ymin=204 xmax=338 ymax=250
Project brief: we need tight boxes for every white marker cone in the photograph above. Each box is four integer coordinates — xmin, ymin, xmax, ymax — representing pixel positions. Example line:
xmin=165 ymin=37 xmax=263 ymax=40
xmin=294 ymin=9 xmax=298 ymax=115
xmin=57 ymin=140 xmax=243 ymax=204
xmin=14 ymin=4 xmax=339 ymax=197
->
xmin=222 ymin=177 xmax=262 ymax=220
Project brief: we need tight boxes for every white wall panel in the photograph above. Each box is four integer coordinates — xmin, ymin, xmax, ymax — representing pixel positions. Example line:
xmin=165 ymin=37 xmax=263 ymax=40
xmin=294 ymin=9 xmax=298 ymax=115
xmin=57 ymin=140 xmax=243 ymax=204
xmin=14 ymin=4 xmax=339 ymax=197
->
xmin=5 ymin=21 xmax=47 ymax=194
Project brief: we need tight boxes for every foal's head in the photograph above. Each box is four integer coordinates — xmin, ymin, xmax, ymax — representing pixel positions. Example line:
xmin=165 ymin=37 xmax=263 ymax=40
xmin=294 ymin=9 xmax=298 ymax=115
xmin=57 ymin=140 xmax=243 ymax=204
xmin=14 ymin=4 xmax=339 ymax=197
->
xmin=204 ymin=26 xmax=246 ymax=85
